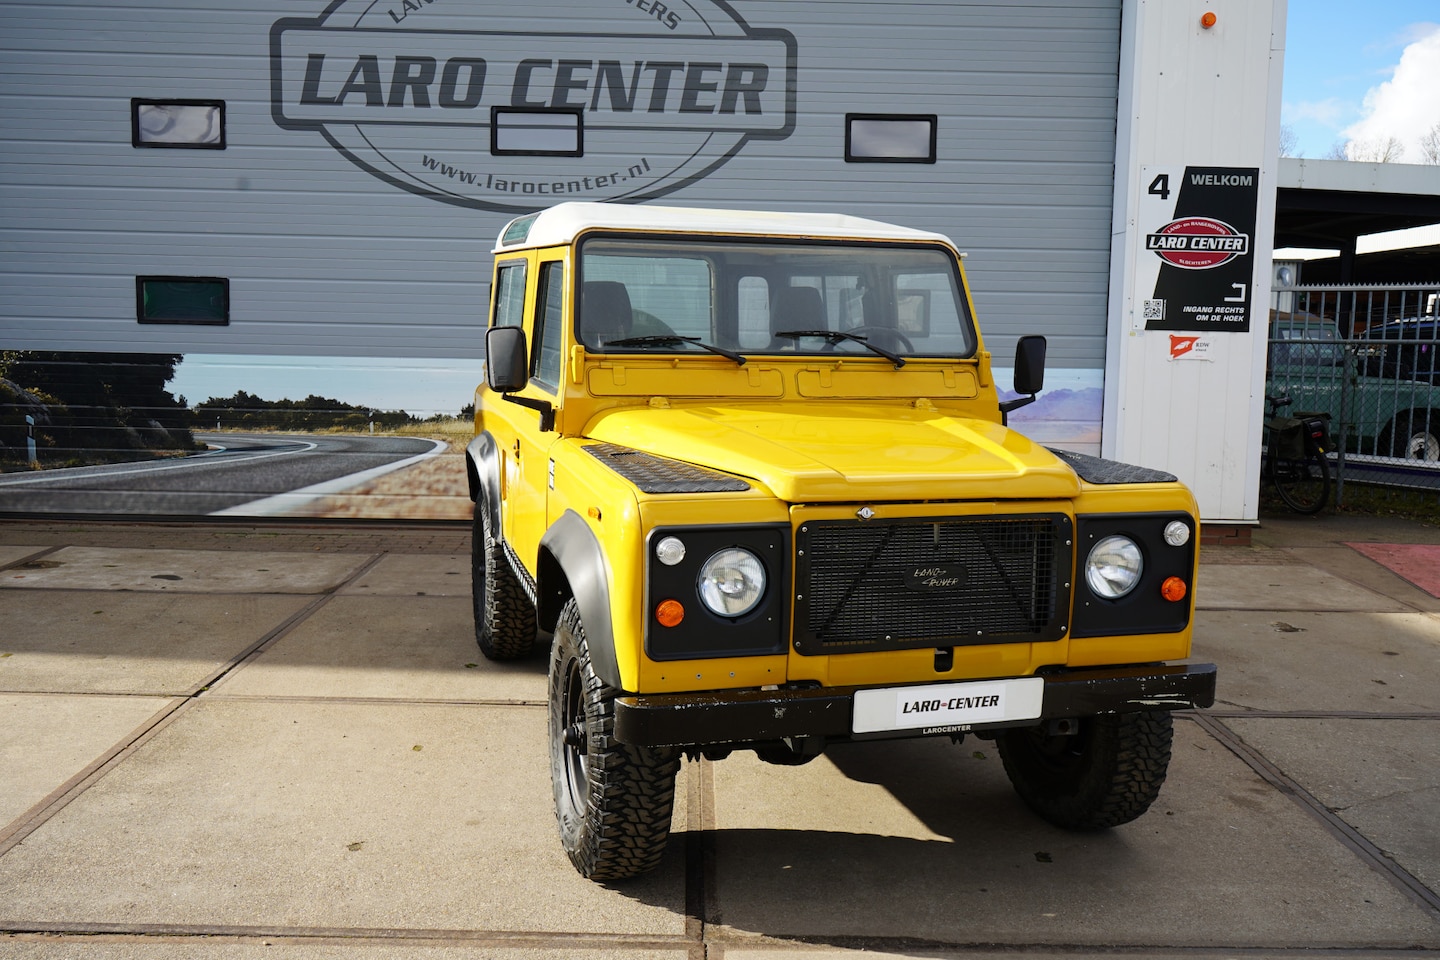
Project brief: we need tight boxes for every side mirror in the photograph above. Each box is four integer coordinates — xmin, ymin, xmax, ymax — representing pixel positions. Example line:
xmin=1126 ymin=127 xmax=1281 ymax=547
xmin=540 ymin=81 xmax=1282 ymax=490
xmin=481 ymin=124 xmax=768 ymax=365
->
xmin=998 ymin=335 xmax=1047 ymax=426
xmin=486 ymin=325 xmax=530 ymax=393
xmin=1012 ymin=335 xmax=1047 ymax=395
xmin=485 ymin=324 xmax=555 ymax=431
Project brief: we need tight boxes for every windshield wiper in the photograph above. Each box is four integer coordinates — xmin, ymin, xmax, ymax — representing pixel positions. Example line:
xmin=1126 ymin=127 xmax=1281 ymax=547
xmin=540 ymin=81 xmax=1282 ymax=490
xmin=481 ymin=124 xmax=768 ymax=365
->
xmin=773 ymin=329 xmax=906 ymax=368
xmin=604 ymin=335 xmax=747 ymax=365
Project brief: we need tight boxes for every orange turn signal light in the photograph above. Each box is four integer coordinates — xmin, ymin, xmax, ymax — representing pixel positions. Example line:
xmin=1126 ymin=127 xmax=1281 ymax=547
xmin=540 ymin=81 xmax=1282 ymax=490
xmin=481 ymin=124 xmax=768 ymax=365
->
xmin=1161 ymin=576 xmax=1188 ymax=602
xmin=1200 ymin=11 xmax=1217 ymax=28
xmin=655 ymin=599 xmax=685 ymax=627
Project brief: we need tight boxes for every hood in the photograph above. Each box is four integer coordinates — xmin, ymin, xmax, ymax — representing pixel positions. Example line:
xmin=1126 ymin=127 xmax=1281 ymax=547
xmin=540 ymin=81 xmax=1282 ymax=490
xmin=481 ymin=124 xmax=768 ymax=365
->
xmin=585 ymin=403 xmax=1081 ymax=502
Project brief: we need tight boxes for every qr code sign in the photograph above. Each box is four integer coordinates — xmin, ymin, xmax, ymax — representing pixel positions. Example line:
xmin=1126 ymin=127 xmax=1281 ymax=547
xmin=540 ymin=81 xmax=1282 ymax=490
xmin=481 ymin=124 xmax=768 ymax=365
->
xmin=1143 ymin=299 xmax=1165 ymax=321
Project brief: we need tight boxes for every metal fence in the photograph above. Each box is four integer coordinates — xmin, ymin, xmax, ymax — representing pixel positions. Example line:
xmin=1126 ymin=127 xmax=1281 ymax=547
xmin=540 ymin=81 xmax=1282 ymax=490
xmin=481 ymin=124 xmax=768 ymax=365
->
xmin=1267 ymin=282 xmax=1440 ymax=503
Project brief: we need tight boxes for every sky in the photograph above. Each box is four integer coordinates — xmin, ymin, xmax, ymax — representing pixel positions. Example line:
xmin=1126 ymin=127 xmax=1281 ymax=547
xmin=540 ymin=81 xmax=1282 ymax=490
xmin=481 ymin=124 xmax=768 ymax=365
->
xmin=1283 ymin=0 xmax=1440 ymax=161
xmin=170 ymin=354 xmax=486 ymax=420
xmin=171 ymin=3 xmax=1440 ymax=415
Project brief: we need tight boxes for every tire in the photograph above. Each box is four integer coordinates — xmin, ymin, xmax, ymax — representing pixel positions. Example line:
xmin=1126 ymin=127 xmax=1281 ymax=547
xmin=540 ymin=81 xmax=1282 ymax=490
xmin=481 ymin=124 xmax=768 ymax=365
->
xmin=550 ymin=598 xmax=680 ymax=880
xmin=1269 ymin=448 xmax=1329 ymax=514
xmin=471 ymin=500 xmax=538 ymax=660
xmin=1382 ymin=414 xmax=1440 ymax=461
xmin=997 ymin=711 xmax=1173 ymax=830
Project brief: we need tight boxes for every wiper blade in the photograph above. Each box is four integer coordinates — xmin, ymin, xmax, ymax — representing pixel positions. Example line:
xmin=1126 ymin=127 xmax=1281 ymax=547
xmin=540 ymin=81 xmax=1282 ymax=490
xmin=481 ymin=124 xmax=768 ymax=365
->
xmin=604 ymin=335 xmax=747 ymax=365
xmin=773 ymin=329 xmax=906 ymax=368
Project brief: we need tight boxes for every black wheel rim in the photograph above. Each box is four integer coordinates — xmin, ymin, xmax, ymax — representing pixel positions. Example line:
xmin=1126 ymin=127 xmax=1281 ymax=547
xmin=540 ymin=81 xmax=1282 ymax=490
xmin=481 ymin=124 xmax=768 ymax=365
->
xmin=1017 ymin=722 xmax=1090 ymax=775
xmin=559 ymin=656 xmax=588 ymax=818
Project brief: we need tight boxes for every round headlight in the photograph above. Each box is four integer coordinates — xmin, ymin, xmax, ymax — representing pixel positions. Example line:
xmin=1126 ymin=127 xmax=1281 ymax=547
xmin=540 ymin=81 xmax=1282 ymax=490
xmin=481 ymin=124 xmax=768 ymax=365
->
xmin=1163 ymin=520 xmax=1191 ymax=547
xmin=1086 ymin=536 xmax=1143 ymax=599
xmin=697 ymin=547 xmax=766 ymax=617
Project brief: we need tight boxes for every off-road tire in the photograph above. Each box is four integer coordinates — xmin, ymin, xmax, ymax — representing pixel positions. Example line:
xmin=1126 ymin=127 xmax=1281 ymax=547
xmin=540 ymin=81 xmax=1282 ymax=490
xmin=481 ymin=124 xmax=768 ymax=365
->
xmin=471 ymin=501 xmax=537 ymax=660
xmin=550 ymin=598 xmax=680 ymax=880
xmin=1381 ymin=413 xmax=1440 ymax=461
xmin=997 ymin=711 xmax=1172 ymax=830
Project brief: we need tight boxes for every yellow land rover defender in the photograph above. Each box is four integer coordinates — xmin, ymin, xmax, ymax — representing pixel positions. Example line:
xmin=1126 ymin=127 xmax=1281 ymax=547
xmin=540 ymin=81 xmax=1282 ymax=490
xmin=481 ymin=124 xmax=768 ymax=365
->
xmin=468 ymin=202 xmax=1216 ymax=880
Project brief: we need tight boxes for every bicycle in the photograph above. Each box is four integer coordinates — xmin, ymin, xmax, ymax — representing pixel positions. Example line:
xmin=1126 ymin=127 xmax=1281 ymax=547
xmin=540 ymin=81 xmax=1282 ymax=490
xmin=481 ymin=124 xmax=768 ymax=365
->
xmin=1262 ymin=393 xmax=1332 ymax=514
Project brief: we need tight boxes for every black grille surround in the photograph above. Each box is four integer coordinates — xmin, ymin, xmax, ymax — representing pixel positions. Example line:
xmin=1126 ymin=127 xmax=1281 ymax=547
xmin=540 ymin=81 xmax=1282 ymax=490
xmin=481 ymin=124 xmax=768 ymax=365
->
xmin=793 ymin=513 xmax=1072 ymax=655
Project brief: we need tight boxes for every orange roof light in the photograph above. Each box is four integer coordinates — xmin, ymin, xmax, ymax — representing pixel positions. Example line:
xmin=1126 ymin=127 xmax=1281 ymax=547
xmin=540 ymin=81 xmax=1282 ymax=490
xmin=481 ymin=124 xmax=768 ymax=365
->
xmin=1161 ymin=576 xmax=1188 ymax=602
xmin=655 ymin=599 xmax=685 ymax=628
xmin=1200 ymin=11 xmax=1217 ymax=28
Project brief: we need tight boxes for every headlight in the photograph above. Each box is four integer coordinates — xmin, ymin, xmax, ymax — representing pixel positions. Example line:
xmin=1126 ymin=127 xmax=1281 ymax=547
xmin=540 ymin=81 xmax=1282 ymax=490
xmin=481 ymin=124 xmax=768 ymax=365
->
xmin=697 ymin=547 xmax=766 ymax=617
xmin=1086 ymin=535 xmax=1143 ymax=599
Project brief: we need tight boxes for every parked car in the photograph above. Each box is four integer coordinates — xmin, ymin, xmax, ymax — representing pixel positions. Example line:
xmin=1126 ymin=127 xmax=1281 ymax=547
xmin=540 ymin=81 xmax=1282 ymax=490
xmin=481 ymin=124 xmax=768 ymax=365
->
xmin=1268 ymin=311 xmax=1440 ymax=461
xmin=1360 ymin=317 xmax=1440 ymax=385
xmin=471 ymin=201 xmax=1216 ymax=880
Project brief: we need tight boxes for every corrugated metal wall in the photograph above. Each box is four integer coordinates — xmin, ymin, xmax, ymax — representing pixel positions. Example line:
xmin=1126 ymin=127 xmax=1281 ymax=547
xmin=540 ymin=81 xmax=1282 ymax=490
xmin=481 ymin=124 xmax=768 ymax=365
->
xmin=0 ymin=0 xmax=1120 ymax=365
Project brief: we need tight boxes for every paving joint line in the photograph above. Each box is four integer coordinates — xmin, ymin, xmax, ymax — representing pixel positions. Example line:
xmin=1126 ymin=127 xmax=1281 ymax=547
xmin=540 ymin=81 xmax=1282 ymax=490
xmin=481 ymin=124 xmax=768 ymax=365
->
xmin=8 ymin=925 xmax=1434 ymax=955
xmin=0 ymin=924 xmax=694 ymax=948
xmin=0 ymin=551 xmax=388 ymax=858
xmin=0 ymin=543 xmax=64 ymax=572
xmin=1190 ymin=713 xmax=1440 ymax=918
xmin=1204 ymin=709 xmax=1440 ymax=720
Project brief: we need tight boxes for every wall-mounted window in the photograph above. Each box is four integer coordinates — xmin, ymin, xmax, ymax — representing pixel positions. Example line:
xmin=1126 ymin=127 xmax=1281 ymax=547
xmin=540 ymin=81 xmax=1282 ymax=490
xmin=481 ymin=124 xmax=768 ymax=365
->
xmin=136 ymin=277 xmax=229 ymax=325
xmin=491 ymin=107 xmax=583 ymax=157
xmin=845 ymin=114 xmax=937 ymax=163
xmin=132 ymin=99 xmax=226 ymax=149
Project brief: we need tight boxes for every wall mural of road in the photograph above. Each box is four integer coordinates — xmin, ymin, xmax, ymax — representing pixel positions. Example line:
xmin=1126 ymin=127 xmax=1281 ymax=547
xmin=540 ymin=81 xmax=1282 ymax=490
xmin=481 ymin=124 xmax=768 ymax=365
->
xmin=0 ymin=433 xmax=470 ymax=520
xmin=1 ymin=352 xmax=479 ymax=522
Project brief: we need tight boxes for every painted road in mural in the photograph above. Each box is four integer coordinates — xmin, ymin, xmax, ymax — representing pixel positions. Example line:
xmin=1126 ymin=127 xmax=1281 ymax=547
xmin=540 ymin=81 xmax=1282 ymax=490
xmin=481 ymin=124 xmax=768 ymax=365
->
xmin=0 ymin=434 xmax=445 ymax=517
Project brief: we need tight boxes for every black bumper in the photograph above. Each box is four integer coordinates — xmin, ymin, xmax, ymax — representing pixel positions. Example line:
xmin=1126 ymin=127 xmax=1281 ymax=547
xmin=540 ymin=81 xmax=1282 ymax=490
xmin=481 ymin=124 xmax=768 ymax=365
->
xmin=613 ymin=662 xmax=1217 ymax=748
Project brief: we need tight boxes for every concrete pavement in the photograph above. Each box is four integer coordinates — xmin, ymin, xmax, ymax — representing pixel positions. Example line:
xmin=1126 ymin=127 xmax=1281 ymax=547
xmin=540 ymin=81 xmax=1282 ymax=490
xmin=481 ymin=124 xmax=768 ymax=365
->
xmin=0 ymin=514 xmax=1438 ymax=958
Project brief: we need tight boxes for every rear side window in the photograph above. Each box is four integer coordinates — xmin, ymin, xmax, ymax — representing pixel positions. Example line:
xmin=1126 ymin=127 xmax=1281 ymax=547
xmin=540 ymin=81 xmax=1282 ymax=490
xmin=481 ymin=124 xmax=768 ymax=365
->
xmin=492 ymin=261 xmax=527 ymax=327
xmin=531 ymin=261 xmax=564 ymax=391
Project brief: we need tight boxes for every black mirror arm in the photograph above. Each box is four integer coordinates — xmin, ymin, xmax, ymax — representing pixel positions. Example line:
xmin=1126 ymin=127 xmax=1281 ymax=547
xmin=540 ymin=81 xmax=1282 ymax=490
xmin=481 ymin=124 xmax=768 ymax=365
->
xmin=998 ymin=394 xmax=1036 ymax=427
xmin=502 ymin=394 xmax=555 ymax=431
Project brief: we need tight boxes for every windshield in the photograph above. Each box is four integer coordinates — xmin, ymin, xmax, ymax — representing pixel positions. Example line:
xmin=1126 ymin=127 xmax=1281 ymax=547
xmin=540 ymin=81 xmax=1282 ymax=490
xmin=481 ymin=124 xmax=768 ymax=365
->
xmin=1270 ymin=315 xmax=1344 ymax=368
xmin=577 ymin=236 xmax=976 ymax=361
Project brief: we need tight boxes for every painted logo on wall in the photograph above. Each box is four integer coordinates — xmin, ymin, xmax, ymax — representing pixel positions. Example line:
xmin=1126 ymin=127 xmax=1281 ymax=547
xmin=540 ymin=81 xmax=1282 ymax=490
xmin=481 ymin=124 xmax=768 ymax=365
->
xmin=270 ymin=0 xmax=796 ymax=212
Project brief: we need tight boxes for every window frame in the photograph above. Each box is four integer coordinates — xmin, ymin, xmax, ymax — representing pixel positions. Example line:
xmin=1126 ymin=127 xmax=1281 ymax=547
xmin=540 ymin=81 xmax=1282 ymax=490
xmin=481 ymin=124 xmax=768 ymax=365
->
xmin=490 ymin=106 xmax=584 ymax=157
xmin=844 ymin=113 xmax=937 ymax=164
xmin=135 ymin=276 xmax=230 ymax=325
xmin=131 ymin=98 xmax=227 ymax=149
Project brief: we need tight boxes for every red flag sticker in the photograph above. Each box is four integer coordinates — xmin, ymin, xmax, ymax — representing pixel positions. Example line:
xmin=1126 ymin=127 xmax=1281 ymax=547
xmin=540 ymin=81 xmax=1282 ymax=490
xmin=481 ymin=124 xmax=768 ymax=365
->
xmin=1169 ymin=335 xmax=1213 ymax=360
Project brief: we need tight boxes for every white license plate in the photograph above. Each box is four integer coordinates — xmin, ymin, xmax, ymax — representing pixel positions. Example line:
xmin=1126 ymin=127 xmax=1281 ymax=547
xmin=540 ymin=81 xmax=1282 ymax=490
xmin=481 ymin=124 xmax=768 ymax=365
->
xmin=852 ymin=677 xmax=1044 ymax=734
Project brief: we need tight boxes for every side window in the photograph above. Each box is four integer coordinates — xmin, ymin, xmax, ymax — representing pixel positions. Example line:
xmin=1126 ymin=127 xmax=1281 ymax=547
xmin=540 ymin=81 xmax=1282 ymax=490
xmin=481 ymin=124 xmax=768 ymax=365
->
xmin=492 ymin=261 xmax=527 ymax=327
xmin=531 ymin=261 xmax=564 ymax=391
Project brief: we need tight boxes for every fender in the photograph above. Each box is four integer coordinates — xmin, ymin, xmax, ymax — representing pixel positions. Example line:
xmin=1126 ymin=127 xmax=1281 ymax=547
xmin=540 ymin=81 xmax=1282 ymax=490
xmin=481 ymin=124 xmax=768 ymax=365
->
xmin=465 ymin=432 xmax=502 ymax=534
xmin=540 ymin=509 xmax=622 ymax=691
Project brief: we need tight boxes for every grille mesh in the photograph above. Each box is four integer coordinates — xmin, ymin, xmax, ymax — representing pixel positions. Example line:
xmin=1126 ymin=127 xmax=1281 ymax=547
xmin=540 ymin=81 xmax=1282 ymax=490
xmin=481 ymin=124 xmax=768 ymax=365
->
xmin=796 ymin=516 xmax=1067 ymax=653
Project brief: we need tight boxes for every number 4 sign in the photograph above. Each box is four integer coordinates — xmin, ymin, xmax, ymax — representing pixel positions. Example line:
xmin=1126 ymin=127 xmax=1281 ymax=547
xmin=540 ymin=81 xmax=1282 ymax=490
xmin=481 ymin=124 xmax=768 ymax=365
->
xmin=1138 ymin=166 xmax=1259 ymax=333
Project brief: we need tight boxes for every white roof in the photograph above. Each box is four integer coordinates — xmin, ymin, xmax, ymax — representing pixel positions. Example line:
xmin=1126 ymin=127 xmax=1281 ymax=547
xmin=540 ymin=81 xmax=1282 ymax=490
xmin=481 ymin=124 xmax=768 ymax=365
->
xmin=492 ymin=201 xmax=954 ymax=253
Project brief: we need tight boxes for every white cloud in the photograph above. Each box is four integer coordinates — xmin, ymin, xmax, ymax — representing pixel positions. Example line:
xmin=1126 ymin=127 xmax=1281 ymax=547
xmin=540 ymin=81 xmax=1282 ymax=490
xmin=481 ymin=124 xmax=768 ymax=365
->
xmin=1282 ymin=97 xmax=1349 ymax=126
xmin=1341 ymin=25 xmax=1440 ymax=161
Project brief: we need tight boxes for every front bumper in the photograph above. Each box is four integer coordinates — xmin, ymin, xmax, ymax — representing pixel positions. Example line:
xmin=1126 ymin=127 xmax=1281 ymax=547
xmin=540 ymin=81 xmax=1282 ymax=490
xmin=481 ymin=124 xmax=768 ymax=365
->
xmin=613 ymin=662 xmax=1217 ymax=748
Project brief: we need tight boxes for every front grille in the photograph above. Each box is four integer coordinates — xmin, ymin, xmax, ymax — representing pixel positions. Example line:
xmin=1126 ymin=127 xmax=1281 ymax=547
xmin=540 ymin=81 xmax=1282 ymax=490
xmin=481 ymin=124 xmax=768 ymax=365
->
xmin=793 ymin=514 xmax=1071 ymax=655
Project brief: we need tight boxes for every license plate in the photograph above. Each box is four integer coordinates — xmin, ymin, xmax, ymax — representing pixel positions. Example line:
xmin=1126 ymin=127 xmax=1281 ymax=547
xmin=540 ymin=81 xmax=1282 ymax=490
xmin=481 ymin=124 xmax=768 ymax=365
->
xmin=852 ymin=677 xmax=1044 ymax=734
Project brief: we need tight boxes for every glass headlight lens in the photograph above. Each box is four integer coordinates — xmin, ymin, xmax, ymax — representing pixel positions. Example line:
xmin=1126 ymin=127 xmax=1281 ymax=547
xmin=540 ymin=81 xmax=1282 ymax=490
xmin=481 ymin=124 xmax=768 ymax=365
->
xmin=655 ymin=536 xmax=687 ymax=566
xmin=697 ymin=547 xmax=766 ymax=617
xmin=1086 ymin=536 xmax=1143 ymax=599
